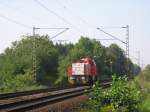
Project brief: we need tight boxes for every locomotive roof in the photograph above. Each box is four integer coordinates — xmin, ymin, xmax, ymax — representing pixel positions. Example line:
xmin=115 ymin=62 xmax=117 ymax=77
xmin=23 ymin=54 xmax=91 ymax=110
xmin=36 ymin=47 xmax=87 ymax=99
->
xmin=80 ymin=58 xmax=95 ymax=63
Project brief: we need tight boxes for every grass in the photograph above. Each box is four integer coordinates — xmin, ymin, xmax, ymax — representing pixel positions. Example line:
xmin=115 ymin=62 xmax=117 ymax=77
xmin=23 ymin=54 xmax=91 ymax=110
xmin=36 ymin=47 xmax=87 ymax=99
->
xmin=139 ymin=94 xmax=150 ymax=112
xmin=134 ymin=70 xmax=150 ymax=112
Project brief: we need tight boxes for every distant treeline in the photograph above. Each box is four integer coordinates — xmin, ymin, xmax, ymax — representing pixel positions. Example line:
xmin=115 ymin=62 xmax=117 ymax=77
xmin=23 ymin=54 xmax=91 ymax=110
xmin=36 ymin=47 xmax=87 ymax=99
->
xmin=0 ymin=35 xmax=141 ymax=93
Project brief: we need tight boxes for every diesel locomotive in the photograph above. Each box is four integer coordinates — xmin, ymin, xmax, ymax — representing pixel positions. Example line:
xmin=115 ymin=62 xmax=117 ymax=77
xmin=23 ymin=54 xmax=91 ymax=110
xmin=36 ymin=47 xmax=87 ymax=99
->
xmin=67 ymin=58 xmax=97 ymax=85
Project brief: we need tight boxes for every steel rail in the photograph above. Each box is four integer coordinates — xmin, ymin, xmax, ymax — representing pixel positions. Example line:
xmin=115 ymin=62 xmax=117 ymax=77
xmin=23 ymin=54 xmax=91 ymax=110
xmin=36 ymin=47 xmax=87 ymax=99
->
xmin=0 ymin=81 xmax=112 ymax=112
xmin=0 ymin=85 xmax=76 ymax=100
xmin=0 ymin=86 xmax=91 ymax=112
xmin=0 ymin=79 xmax=111 ymax=100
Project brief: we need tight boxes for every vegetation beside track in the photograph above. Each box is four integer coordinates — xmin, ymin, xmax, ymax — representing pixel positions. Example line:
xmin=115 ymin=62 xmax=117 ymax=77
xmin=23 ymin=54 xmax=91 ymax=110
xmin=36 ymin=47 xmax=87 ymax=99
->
xmin=135 ymin=65 xmax=150 ymax=112
xmin=85 ymin=75 xmax=141 ymax=112
xmin=78 ymin=65 xmax=150 ymax=112
xmin=0 ymin=35 xmax=141 ymax=93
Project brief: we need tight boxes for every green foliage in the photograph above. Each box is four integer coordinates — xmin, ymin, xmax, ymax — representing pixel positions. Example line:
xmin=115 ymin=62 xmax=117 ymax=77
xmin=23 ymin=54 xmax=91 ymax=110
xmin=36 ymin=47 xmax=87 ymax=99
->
xmin=35 ymin=36 xmax=59 ymax=85
xmin=139 ymin=94 xmax=150 ymax=112
xmin=57 ymin=37 xmax=107 ymax=84
xmin=134 ymin=65 xmax=150 ymax=112
xmin=87 ymin=82 xmax=105 ymax=112
xmin=87 ymin=75 xmax=141 ymax=112
xmin=106 ymin=44 xmax=127 ymax=75
xmin=55 ymin=43 xmax=74 ymax=57
xmin=0 ymin=35 xmax=141 ymax=93
xmin=0 ymin=35 xmax=59 ymax=93
xmin=109 ymin=75 xmax=141 ymax=112
xmin=57 ymin=37 xmax=141 ymax=84
xmin=135 ymin=64 xmax=150 ymax=92
xmin=0 ymin=71 xmax=42 ymax=93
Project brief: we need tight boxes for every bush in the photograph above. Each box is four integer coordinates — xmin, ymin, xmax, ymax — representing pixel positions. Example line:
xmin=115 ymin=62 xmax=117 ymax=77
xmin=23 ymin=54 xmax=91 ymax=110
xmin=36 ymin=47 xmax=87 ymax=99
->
xmin=87 ymin=82 xmax=105 ymax=112
xmin=109 ymin=75 xmax=141 ymax=112
xmin=0 ymin=71 xmax=43 ymax=93
xmin=87 ymin=75 xmax=142 ymax=112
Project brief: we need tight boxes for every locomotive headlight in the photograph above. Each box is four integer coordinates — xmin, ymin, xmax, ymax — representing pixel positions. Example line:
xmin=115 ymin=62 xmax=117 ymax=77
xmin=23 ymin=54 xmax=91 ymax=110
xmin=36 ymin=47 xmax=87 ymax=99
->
xmin=81 ymin=77 xmax=85 ymax=80
xmin=81 ymin=76 xmax=87 ymax=84
xmin=68 ymin=76 xmax=75 ymax=85
xmin=70 ymin=77 xmax=75 ymax=80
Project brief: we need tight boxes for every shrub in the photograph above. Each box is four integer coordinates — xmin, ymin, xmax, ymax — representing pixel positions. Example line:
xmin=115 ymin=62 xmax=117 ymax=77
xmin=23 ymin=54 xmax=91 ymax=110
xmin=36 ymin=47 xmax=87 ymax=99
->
xmin=0 ymin=71 xmax=43 ymax=93
xmin=109 ymin=75 xmax=141 ymax=112
xmin=87 ymin=82 xmax=105 ymax=112
xmin=87 ymin=75 xmax=142 ymax=112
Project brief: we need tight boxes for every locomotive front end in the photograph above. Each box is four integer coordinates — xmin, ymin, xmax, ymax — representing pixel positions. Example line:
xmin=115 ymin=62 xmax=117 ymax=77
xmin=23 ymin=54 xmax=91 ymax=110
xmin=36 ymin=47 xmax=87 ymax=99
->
xmin=67 ymin=58 xmax=97 ymax=85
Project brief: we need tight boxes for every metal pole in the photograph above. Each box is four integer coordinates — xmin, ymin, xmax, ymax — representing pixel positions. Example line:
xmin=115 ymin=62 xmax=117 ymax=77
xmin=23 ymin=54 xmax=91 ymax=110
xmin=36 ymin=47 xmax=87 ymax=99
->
xmin=122 ymin=25 xmax=130 ymax=77
xmin=110 ymin=61 xmax=112 ymax=74
xmin=126 ymin=25 xmax=129 ymax=58
xmin=32 ymin=26 xmax=69 ymax=81
xmin=33 ymin=26 xmax=35 ymax=36
xmin=126 ymin=25 xmax=130 ymax=77
xmin=33 ymin=26 xmax=36 ymax=81
xmin=137 ymin=51 xmax=140 ymax=67
xmin=122 ymin=25 xmax=129 ymax=58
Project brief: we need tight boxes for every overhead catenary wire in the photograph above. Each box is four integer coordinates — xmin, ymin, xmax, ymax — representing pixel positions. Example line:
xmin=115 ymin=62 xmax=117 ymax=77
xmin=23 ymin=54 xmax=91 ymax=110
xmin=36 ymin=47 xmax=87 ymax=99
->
xmin=55 ymin=1 xmax=125 ymax=31
xmin=55 ymin=0 xmax=130 ymax=43
xmin=34 ymin=0 xmax=69 ymax=26
xmin=0 ymin=2 xmax=42 ymax=24
xmin=54 ymin=0 xmax=100 ymax=38
xmin=50 ymin=28 xmax=69 ymax=39
xmin=98 ymin=26 xmax=124 ymax=29
xmin=33 ymin=27 xmax=69 ymax=39
xmin=0 ymin=13 xmax=32 ymax=29
xmin=34 ymin=0 xmax=82 ymax=34
xmin=97 ymin=27 xmax=126 ymax=44
xmin=55 ymin=0 xmax=94 ymax=28
xmin=96 ymin=38 xmax=117 ymax=41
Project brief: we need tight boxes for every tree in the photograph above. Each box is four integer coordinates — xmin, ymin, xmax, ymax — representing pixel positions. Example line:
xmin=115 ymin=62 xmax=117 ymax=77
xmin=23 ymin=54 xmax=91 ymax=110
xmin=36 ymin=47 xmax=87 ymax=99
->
xmin=55 ymin=42 xmax=74 ymax=57
xmin=56 ymin=36 xmax=106 ymax=84
xmin=106 ymin=44 xmax=127 ymax=76
xmin=0 ymin=35 xmax=141 ymax=92
xmin=0 ymin=35 xmax=59 ymax=87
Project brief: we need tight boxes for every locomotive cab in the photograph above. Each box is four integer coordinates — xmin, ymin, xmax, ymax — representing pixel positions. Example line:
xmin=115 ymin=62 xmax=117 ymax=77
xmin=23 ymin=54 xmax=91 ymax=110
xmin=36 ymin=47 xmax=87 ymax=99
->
xmin=67 ymin=58 xmax=97 ymax=85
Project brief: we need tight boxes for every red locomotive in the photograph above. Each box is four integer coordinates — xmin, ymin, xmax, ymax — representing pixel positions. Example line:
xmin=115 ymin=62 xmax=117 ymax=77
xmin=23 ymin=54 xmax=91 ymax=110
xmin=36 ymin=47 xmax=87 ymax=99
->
xmin=67 ymin=58 xmax=97 ymax=85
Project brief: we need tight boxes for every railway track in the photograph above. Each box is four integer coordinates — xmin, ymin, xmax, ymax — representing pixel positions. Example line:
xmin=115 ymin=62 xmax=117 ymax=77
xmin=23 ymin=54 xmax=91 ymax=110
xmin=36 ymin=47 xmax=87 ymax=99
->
xmin=0 ymin=86 xmax=91 ymax=112
xmin=0 ymin=81 xmax=111 ymax=112
xmin=0 ymin=85 xmax=75 ymax=100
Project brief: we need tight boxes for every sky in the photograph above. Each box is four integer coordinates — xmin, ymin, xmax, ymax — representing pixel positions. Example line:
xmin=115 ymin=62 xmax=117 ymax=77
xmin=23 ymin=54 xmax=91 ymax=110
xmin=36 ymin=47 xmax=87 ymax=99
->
xmin=0 ymin=0 xmax=150 ymax=68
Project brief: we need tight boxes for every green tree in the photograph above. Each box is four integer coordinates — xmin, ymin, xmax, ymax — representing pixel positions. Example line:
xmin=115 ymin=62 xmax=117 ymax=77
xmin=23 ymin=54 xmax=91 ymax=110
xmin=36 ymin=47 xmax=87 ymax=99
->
xmin=56 ymin=37 xmax=106 ymax=84
xmin=106 ymin=44 xmax=127 ymax=76
xmin=55 ymin=42 xmax=74 ymax=57
xmin=0 ymin=35 xmax=59 ymax=92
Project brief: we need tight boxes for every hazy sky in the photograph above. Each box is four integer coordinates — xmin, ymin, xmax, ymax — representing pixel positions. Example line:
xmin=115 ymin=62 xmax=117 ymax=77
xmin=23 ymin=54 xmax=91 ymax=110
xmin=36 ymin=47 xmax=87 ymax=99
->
xmin=0 ymin=0 xmax=149 ymax=67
